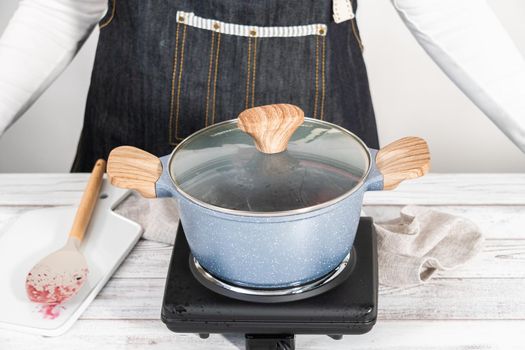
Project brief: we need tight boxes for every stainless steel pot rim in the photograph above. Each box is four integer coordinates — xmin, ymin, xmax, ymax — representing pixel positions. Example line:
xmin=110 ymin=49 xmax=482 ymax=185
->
xmin=167 ymin=118 xmax=372 ymax=217
xmin=191 ymin=250 xmax=353 ymax=296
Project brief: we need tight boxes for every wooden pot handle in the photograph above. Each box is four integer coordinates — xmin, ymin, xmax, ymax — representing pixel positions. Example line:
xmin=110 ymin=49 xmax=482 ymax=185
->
xmin=238 ymin=104 xmax=304 ymax=154
xmin=107 ymin=146 xmax=163 ymax=198
xmin=69 ymin=159 xmax=106 ymax=241
xmin=376 ymin=137 xmax=430 ymax=190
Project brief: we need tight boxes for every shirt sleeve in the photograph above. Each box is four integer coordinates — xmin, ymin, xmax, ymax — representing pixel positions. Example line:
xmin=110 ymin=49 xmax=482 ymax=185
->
xmin=392 ymin=0 xmax=525 ymax=153
xmin=0 ymin=0 xmax=107 ymax=135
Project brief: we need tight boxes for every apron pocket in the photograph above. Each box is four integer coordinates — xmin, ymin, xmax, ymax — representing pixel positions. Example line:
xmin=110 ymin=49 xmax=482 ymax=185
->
xmin=168 ymin=11 xmax=328 ymax=145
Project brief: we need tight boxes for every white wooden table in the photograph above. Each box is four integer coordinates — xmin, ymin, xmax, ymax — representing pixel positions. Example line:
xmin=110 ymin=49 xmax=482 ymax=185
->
xmin=1 ymin=173 xmax=524 ymax=349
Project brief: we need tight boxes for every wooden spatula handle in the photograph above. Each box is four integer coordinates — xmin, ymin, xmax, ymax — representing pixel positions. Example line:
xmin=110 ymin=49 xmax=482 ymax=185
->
xmin=238 ymin=104 xmax=304 ymax=154
xmin=375 ymin=137 xmax=430 ymax=190
xmin=69 ymin=159 xmax=106 ymax=241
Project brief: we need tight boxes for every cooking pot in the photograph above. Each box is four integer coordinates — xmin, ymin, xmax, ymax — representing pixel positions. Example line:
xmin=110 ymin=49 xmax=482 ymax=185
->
xmin=107 ymin=104 xmax=430 ymax=289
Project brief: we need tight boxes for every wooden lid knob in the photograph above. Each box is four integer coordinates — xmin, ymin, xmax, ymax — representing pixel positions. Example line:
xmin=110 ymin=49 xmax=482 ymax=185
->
xmin=238 ymin=104 xmax=305 ymax=154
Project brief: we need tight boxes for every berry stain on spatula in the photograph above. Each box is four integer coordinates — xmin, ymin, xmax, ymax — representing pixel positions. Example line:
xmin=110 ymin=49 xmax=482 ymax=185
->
xmin=25 ymin=160 xmax=106 ymax=319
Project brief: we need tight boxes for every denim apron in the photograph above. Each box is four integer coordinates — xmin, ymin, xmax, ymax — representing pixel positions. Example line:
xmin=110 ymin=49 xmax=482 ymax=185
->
xmin=72 ymin=0 xmax=378 ymax=171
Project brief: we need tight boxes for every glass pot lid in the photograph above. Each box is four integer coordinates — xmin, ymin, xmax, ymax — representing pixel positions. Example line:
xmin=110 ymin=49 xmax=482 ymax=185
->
xmin=169 ymin=104 xmax=370 ymax=215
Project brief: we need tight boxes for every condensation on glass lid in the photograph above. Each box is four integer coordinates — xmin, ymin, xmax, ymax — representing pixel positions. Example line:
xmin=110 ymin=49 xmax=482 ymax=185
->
xmin=169 ymin=119 xmax=370 ymax=212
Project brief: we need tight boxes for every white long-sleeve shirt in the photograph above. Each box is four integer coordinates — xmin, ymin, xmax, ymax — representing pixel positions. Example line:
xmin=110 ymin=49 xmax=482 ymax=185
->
xmin=0 ymin=0 xmax=106 ymax=132
xmin=0 ymin=0 xmax=524 ymax=153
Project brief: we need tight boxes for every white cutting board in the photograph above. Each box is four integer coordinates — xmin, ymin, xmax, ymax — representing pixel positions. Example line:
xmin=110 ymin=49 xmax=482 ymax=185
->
xmin=0 ymin=180 xmax=142 ymax=336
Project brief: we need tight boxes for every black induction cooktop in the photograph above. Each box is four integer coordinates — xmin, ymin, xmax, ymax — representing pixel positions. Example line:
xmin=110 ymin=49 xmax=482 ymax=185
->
xmin=161 ymin=217 xmax=378 ymax=349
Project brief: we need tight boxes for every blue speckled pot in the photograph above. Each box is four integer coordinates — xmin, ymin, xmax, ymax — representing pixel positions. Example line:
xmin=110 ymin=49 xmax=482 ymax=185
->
xmin=107 ymin=108 xmax=429 ymax=290
xmin=154 ymin=149 xmax=383 ymax=289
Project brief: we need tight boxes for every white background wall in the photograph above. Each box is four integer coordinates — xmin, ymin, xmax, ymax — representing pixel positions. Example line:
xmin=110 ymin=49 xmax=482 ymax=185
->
xmin=0 ymin=0 xmax=524 ymax=173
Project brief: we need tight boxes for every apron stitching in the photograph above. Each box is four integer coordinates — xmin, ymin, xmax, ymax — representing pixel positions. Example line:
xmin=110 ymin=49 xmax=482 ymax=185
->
xmin=168 ymin=22 xmax=181 ymax=145
xmin=245 ymin=37 xmax=252 ymax=109
xmin=205 ymin=31 xmax=216 ymax=127
xmin=320 ymin=35 xmax=326 ymax=120
xmin=99 ymin=0 xmax=116 ymax=29
xmin=351 ymin=18 xmax=363 ymax=51
xmin=251 ymin=36 xmax=257 ymax=108
xmin=313 ymin=34 xmax=320 ymax=119
xmin=211 ymin=32 xmax=221 ymax=124
xmin=174 ymin=23 xmax=188 ymax=141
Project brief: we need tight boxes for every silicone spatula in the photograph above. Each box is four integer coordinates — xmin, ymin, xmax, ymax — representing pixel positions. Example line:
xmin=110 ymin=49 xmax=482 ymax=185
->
xmin=25 ymin=159 xmax=106 ymax=309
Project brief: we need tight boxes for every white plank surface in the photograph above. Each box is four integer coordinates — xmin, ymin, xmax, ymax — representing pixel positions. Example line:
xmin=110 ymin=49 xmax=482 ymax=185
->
xmin=363 ymin=174 xmax=525 ymax=205
xmin=363 ymin=205 xmax=525 ymax=239
xmin=75 ymin=277 xmax=525 ymax=321
xmin=0 ymin=320 xmax=524 ymax=349
xmin=1 ymin=173 xmax=524 ymax=206
xmin=114 ymin=239 xmax=525 ymax=279
xmin=0 ymin=173 xmax=524 ymax=349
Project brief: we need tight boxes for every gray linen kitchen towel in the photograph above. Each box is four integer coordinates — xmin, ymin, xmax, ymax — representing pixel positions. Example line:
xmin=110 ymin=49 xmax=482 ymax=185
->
xmin=374 ymin=205 xmax=484 ymax=287
xmin=115 ymin=195 xmax=484 ymax=286
xmin=115 ymin=192 xmax=180 ymax=244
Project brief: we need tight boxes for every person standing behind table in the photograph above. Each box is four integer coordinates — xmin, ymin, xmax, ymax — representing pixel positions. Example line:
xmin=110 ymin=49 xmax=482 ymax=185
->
xmin=0 ymin=0 xmax=523 ymax=172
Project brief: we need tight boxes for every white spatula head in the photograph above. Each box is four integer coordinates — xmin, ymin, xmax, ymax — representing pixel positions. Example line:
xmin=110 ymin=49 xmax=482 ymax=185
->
xmin=26 ymin=238 xmax=89 ymax=304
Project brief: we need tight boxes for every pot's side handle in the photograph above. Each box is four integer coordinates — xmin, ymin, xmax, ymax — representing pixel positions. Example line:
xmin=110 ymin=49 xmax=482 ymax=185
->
xmin=372 ymin=136 xmax=431 ymax=191
xmin=156 ymin=155 xmax=175 ymax=198
xmin=365 ymin=149 xmax=384 ymax=191
xmin=107 ymin=146 xmax=164 ymax=198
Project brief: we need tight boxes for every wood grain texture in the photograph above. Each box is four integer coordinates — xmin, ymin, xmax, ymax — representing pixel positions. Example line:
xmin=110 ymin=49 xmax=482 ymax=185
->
xmin=0 ymin=174 xmax=524 ymax=348
xmin=107 ymin=146 xmax=162 ymax=198
xmin=376 ymin=137 xmax=430 ymax=190
xmin=111 ymin=237 xmax=525 ymax=280
xmin=77 ymin=277 xmax=525 ymax=321
xmin=363 ymin=173 xmax=525 ymax=205
xmin=1 ymin=320 xmax=524 ymax=350
xmin=238 ymin=104 xmax=304 ymax=154
xmin=363 ymin=205 xmax=525 ymax=239
xmin=69 ymin=159 xmax=106 ymax=241
xmin=1 ymin=174 xmax=523 ymax=206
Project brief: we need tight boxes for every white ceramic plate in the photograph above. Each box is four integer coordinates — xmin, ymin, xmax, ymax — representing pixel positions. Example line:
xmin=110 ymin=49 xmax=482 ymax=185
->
xmin=0 ymin=180 xmax=142 ymax=336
